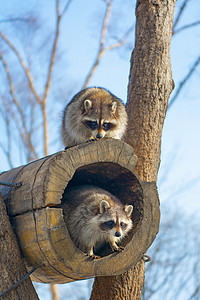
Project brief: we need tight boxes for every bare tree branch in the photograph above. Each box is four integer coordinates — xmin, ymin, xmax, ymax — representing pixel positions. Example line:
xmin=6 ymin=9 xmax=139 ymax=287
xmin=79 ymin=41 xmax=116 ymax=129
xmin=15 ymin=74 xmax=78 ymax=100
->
xmin=2 ymin=96 xmax=38 ymax=162
xmin=42 ymin=0 xmax=60 ymax=104
xmin=60 ymin=0 xmax=73 ymax=17
xmin=82 ymin=1 xmax=133 ymax=89
xmin=0 ymin=52 xmax=38 ymax=160
xmin=41 ymin=0 xmax=61 ymax=156
xmin=173 ymin=20 xmax=200 ymax=35
xmin=168 ymin=1 xmax=200 ymax=110
xmin=104 ymin=26 xmax=133 ymax=51
xmin=2 ymin=98 xmax=27 ymax=159
xmin=0 ymin=107 xmax=13 ymax=169
xmin=187 ymin=286 xmax=200 ymax=300
xmin=0 ymin=0 xmax=71 ymax=160
xmin=27 ymin=101 xmax=36 ymax=162
xmin=168 ymin=56 xmax=200 ymax=110
xmin=50 ymin=284 xmax=59 ymax=300
xmin=82 ymin=0 xmax=113 ymax=88
xmin=0 ymin=52 xmax=25 ymax=121
xmin=45 ymin=2 xmax=71 ymax=296
xmin=173 ymin=0 xmax=189 ymax=31
xmin=0 ymin=17 xmax=28 ymax=24
xmin=43 ymin=0 xmax=73 ymax=104
xmin=0 ymin=32 xmax=41 ymax=104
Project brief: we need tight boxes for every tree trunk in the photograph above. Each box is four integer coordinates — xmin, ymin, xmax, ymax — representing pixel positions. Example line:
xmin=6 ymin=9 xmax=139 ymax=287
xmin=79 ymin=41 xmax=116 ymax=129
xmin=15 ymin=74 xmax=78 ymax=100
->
xmin=0 ymin=192 xmax=39 ymax=300
xmin=90 ymin=0 xmax=176 ymax=299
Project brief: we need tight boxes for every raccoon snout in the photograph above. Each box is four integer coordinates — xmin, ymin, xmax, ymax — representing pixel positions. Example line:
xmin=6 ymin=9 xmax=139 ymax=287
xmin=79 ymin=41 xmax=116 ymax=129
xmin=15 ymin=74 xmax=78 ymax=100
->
xmin=115 ymin=231 xmax=121 ymax=237
xmin=96 ymin=133 xmax=103 ymax=139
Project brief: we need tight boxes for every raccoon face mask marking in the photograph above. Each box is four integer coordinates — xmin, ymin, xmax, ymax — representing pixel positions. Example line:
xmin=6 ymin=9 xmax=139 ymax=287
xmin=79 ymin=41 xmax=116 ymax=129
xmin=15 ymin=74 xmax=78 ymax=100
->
xmin=61 ymin=87 xmax=128 ymax=148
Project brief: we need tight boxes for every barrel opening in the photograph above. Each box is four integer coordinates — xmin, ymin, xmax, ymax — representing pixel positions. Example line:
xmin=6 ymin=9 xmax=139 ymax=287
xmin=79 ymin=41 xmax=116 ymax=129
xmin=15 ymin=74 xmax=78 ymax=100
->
xmin=61 ymin=162 xmax=144 ymax=257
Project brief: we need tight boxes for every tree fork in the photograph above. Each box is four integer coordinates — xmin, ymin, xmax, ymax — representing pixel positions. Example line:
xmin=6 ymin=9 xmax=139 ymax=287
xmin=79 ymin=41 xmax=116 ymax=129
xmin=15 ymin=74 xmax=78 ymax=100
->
xmin=90 ymin=0 xmax=176 ymax=299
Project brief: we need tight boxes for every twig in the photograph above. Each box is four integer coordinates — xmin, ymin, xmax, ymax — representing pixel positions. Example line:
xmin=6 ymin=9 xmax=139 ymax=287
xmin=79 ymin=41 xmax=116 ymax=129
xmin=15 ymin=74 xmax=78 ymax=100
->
xmin=42 ymin=0 xmax=61 ymax=104
xmin=2 ymin=96 xmax=38 ymax=161
xmin=173 ymin=20 xmax=200 ymax=35
xmin=0 ymin=17 xmax=28 ymax=24
xmin=41 ymin=0 xmax=62 ymax=156
xmin=82 ymin=1 xmax=133 ymax=89
xmin=0 ymin=53 xmax=26 ymax=127
xmin=0 ymin=52 xmax=38 ymax=159
xmin=168 ymin=56 xmax=200 ymax=109
xmin=50 ymin=284 xmax=59 ymax=300
xmin=0 ymin=32 xmax=41 ymax=104
xmin=173 ymin=0 xmax=189 ymax=31
xmin=104 ymin=26 xmax=133 ymax=52
xmin=0 ymin=107 xmax=13 ymax=168
xmin=60 ymin=0 xmax=73 ymax=17
xmin=82 ymin=0 xmax=113 ymax=88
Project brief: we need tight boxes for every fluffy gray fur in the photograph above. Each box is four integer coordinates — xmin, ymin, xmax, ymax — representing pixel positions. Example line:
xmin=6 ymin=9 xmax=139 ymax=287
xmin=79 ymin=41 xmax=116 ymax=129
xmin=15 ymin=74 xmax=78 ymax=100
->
xmin=62 ymin=185 xmax=133 ymax=258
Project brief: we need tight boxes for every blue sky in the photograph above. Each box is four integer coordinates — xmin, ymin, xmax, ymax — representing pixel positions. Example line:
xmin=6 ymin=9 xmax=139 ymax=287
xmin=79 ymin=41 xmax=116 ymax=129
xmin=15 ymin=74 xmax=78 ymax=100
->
xmin=0 ymin=1 xmax=200 ymax=299
xmin=1 ymin=0 xmax=199 ymax=215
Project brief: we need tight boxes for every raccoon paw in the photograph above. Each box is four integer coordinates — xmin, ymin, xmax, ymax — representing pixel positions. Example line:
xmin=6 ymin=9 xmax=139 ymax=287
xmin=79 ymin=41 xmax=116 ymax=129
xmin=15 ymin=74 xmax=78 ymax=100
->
xmin=86 ymin=138 xmax=97 ymax=143
xmin=89 ymin=254 xmax=101 ymax=259
xmin=113 ymin=246 xmax=124 ymax=253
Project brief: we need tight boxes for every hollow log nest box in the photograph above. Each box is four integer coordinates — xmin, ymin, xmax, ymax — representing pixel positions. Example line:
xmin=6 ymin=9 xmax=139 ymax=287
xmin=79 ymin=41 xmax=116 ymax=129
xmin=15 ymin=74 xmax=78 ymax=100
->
xmin=0 ymin=139 xmax=160 ymax=284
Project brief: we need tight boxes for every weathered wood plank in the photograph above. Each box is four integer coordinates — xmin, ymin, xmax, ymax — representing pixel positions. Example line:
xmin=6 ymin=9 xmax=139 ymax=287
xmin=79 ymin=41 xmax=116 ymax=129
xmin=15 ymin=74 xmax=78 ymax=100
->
xmin=0 ymin=139 xmax=160 ymax=284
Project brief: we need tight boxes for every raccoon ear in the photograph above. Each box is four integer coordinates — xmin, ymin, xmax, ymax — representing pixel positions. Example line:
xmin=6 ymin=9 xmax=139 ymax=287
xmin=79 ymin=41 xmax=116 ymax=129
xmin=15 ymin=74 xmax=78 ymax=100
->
xmin=84 ymin=99 xmax=92 ymax=111
xmin=100 ymin=200 xmax=110 ymax=214
xmin=111 ymin=101 xmax=117 ymax=113
xmin=124 ymin=205 xmax=133 ymax=217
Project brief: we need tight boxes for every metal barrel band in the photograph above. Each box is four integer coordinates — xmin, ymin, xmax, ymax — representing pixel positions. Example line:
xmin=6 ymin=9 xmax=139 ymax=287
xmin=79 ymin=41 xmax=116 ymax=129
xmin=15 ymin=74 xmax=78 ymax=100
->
xmin=0 ymin=181 xmax=22 ymax=187
xmin=0 ymin=266 xmax=37 ymax=297
xmin=142 ymin=254 xmax=151 ymax=262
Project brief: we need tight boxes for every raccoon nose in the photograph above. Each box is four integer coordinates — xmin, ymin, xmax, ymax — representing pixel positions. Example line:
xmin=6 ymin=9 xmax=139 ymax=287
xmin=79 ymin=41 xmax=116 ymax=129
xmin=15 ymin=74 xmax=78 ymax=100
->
xmin=96 ymin=133 xmax=103 ymax=139
xmin=115 ymin=231 xmax=121 ymax=237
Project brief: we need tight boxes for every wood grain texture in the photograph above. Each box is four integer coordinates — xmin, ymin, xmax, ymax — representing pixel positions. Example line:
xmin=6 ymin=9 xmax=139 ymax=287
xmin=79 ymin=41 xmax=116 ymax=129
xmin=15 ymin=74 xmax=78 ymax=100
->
xmin=0 ymin=139 xmax=159 ymax=284
xmin=90 ymin=1 xmax=176 ymax=298
xmin=126 ymin=0 xmax=176 ymax=182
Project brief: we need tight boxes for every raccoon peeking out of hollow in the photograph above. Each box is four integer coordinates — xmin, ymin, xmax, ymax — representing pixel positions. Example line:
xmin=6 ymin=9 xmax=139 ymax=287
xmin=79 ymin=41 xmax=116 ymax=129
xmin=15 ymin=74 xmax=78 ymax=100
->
xmin=62 ymin=185 xmax=133 ymax=259
xmin=61 ymin=87 xmax=128 ymax=148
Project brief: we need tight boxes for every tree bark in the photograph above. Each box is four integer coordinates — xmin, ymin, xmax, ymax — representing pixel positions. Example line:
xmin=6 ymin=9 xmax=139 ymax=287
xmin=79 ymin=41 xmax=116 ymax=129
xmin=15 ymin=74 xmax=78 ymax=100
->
xmin=0 ymin=192 xmax=39 ymax=300
xmin=90 ymin=0 xmax=176 ymax=299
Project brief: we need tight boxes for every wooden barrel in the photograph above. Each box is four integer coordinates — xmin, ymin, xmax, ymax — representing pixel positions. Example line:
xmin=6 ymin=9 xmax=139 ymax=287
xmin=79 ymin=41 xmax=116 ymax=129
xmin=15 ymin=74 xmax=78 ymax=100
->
xmin=0 ymin=139 xmax=160 ymax=284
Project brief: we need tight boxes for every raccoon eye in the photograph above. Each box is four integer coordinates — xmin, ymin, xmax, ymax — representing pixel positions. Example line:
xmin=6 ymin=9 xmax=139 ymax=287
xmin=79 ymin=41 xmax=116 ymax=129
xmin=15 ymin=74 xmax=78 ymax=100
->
xmin=102 ymin=122 xmax=110 ymax=131
xmin=120 ymin=222 xmax=127 ymax=230
xmin=84 ymin=120 xmax=98 ymax=130
xmin=104 ymin=220 xmax=115 ymax=229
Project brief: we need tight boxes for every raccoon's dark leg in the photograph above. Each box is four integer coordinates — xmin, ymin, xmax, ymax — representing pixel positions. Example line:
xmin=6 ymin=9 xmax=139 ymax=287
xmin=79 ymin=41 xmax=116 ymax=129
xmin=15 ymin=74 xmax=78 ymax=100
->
xmin=110 ymin=242 xmax=124 ymax=253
